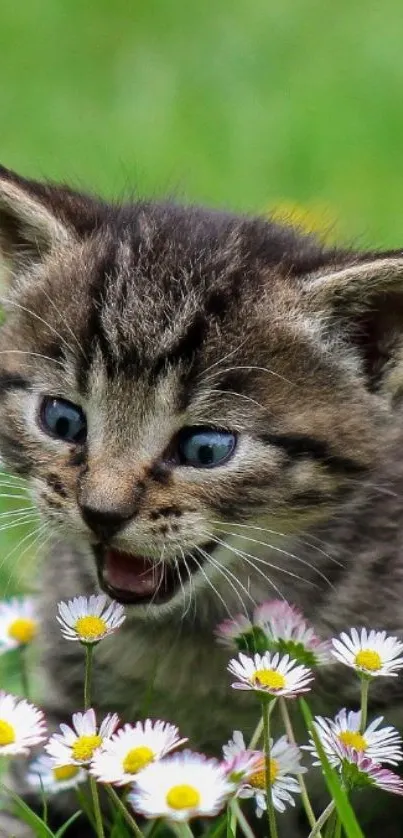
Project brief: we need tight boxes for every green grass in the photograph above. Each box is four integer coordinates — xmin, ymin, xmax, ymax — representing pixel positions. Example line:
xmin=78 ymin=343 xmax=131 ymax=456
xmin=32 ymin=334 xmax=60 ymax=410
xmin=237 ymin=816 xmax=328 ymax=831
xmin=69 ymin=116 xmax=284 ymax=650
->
xmin=1 ymin=1 xmax=403 ymax=600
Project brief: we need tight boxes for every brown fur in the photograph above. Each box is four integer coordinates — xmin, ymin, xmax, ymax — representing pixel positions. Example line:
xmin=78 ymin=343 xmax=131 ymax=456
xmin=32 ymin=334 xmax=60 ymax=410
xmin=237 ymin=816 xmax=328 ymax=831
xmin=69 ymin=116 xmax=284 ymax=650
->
xmin=0 ymin=165 xmax=403 ymax=835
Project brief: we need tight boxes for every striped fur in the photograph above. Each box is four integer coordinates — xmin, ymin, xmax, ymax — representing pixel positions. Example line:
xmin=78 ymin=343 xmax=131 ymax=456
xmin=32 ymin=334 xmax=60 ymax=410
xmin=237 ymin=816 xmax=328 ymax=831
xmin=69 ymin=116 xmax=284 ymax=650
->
xmin=1 ymin=167 xmax=403 ymax=835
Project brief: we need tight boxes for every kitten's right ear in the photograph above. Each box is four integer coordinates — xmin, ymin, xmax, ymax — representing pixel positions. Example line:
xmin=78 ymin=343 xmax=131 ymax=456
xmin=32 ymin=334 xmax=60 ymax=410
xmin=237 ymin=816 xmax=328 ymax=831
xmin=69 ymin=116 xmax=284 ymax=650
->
xmin=0 ymin=165 xmax=73 ymax=285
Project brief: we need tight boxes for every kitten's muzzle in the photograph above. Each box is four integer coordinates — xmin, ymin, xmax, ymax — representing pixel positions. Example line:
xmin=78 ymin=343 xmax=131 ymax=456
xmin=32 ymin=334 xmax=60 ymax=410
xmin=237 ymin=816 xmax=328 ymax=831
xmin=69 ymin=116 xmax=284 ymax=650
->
xmin=94 ymin=542 xmax=218 ymax=606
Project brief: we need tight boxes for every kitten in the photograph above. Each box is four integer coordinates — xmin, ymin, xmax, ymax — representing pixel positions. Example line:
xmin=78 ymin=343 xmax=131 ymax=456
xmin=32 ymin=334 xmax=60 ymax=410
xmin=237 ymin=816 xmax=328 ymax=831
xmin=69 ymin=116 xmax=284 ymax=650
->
xmin=0 ymin=164 xmax=403 ymax=836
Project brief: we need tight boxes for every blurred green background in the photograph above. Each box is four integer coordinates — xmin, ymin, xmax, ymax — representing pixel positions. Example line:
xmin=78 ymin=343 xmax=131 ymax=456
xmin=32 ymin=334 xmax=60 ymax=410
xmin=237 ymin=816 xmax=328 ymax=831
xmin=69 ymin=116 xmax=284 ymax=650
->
xmin=2 ymin=0 xmax=403 ymax=602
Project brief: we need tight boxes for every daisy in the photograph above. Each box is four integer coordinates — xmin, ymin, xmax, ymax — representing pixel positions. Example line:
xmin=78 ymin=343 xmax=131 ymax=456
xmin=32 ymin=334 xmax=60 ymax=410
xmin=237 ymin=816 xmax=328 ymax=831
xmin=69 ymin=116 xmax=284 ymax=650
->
xmin=0 ymin=692 xmax=46 ymax=756
xmin=332 ymin=628 xmax=403 ymax=677
xmin=57 ymin=595 xmax=125 ymax=644
xmin=222 ymin=730 xmax=263 ymax=782
xmin=305 ymin=709 xmax=403 ymax=767
xmin=90 ymin=719 xmax=187 ymax=785
xmin=254 ymin=600 xmax=304 ymax=628
xmin=254 ymin=600 xmax=332 ymax=666
xmin=45 ymin=709 xmax=119 ymax=766
xmin=215 ymin=615 xmax=256 ymax=651
xmin=335 ymin=744 xmax=403 ymax=795
xmin=128 ymin=750 xmax=234 ymax=821
xmin=27 ymin=754 xmax=87 ymax=794
xmin=236 ymin=735 xmax=306 ymax=816
xmin=0 ymin=597 xmax=38 ymax=651
xmin=228 ymin=651 xmax=313 ymax=697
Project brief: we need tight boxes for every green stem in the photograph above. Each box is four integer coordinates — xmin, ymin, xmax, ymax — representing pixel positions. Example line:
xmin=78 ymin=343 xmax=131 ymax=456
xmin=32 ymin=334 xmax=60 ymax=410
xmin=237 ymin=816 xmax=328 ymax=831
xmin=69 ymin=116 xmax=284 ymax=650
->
xmin=173 ymin=823 xmax=195 ymax=838
xmin=279 ymin=698 xmax=320 ymax=835
xmin=19 ymin=646 xmax=30 ymax=699
xmin=89 ymin=775 xmax=105 ymax=838
xmin=247 ymin=717 xmax=264 ymax=750
xmin=360 ymin=678 xmax=369 ymax=732
xmin=106 ymin=785 xmax=144 ymax=837
xmin=247 ymin=700 xmax=277 ymax=750
xmin=333 ymin=816 xmax=342 ymax=838
xmin=230 ymin=799 xmax=256 ymax=838
xmin=261 ymin=698 xmax=278 ymax=838
xmin=307 ymin=801 xmax=336 ymax=838
xmin=84 ymin=644 xmax=94 ymax=710
xmin=228 ymin=803 xmax=237 ymax=837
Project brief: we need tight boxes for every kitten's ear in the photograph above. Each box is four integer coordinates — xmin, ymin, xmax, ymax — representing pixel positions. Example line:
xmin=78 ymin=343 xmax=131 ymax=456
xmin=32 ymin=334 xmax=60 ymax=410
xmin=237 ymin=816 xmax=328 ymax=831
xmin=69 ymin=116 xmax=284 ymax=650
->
xmin=0 ymin=165 xmax=73 ymax=285
xmin=305 ymin=255 xmax=403 ymax=395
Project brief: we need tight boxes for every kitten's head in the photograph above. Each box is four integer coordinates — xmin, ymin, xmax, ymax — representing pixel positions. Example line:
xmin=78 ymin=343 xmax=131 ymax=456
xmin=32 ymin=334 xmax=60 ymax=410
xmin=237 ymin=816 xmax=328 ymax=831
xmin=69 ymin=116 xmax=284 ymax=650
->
xmin=0 ymin=165 xmax=402 ymax=619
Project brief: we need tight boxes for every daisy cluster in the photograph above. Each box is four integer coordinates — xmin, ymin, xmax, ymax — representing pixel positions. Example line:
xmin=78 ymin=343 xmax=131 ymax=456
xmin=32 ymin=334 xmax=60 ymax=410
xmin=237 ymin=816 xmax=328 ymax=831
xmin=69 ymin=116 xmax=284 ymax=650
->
xmin=216 ymin=599 xmax=332 ymax=666
xmin=1 ymin=594 xmax=403 ymax=834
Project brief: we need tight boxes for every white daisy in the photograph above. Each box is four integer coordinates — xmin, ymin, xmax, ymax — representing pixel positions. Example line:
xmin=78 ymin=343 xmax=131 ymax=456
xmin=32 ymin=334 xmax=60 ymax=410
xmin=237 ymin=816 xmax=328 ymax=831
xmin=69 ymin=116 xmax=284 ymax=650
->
xmin=254 ymin=600 xmax=304 ymax=628
xmin=237 ymin=735 xmax=306 ymax=816
xmin=0 ymin=692 xmax=46 ymax=756
xmin=90 ymin=719 xmax=187 ymax=785
xmin=27 ymin=754 xmax=87 ymax=794
xmin=256 ymin=602 xmax=332 ymax=667
xmin=45 ymin=709 xmax=119 ymax=766
xmin=335 ymin=744 xmax=403 ymax=795
xmin=0 ymin=597 xmax=38 ymax=651
xmin=222 ymin=730 xmax=263 ymax=782
xmin=215 ymin=615 xmax=254 ymax=650
xmin=305 ymin=709 xmax=403 ymax=767
xmin=57 ymin=595 xmax=125 ymax=644
xmin=128 ymin=750 xmax=234 ymax=821
xmin=228 ymin=651 xmax=314 ymax=697
xmin=332 ymin=628 xmax=403 ymax=677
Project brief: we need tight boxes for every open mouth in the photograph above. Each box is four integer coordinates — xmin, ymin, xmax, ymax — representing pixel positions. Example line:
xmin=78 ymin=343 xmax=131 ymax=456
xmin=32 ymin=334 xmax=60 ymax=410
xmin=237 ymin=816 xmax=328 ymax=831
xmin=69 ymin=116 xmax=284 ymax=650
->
xmin=94 ymin=542 xmax=218 ymax=606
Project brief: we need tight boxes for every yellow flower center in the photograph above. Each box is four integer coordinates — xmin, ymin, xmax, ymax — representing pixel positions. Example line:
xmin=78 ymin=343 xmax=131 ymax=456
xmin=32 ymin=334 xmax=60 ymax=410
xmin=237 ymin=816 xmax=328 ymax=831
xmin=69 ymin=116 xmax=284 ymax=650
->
xmin=338 ymin=731 xmax=367 ymax=751
xmin=123 ymin=745 xmax=154 ymax=774
xmin=166 ymin=784 xmax=201 ymax=810
xmin=8 ymin=617 xmax=37 ymax=645
xmin=249 ymin=758 xmax=279 ymax=788
xmin=0 ymin=719 xmax=15 ymax=746
xmin=71 ymin=734 xmax=102 ymax=762
xmin=252 ymin=669 xmax=286 ymax=691
xmin=74 ymin=615 xmax=107 ymax=641
xmin=354 ymin=649 xmax=382 ymax=672
xmin=53 ymin=764 xmax=80 ymax=782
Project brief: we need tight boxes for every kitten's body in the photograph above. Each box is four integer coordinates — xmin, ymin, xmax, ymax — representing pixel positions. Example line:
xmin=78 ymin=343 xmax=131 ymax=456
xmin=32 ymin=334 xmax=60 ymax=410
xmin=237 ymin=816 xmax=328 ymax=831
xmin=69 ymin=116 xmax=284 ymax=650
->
xmin=1 ymin=165 xmax=403 ymax=835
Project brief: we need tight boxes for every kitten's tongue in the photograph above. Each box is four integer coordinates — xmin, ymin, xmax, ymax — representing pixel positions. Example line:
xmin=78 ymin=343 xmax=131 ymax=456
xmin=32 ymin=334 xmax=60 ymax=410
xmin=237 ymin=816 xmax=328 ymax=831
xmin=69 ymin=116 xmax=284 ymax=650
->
xmin=104 ymin=549 xmax=163 ymax=595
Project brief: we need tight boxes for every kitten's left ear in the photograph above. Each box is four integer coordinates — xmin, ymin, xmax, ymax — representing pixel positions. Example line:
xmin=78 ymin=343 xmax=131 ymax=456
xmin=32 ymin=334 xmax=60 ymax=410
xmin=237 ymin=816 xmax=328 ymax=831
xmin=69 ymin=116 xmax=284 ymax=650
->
xmin=304 ymin=255 xmax=403 ymax=395
xmin=0 ymin=165 xmax=74 ymax=285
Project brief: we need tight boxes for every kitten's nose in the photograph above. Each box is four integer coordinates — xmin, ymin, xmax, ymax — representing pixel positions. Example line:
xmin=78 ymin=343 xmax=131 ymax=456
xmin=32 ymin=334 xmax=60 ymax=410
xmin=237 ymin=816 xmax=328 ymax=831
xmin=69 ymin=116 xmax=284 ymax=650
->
xmin=80 ymin=503 xmax=132 ymax=541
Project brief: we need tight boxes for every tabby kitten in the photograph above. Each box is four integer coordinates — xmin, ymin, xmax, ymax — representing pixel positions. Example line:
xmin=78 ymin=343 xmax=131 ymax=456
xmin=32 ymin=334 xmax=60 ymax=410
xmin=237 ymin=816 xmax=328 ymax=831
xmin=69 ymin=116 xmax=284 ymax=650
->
xmin=0 ymin=164 xmax=403 ymax=836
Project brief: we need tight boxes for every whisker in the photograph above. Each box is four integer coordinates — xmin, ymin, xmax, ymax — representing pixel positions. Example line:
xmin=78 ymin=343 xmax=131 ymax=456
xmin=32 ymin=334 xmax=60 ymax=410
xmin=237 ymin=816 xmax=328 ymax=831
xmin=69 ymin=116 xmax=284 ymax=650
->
xmin=0 ymin=516 xmax=39 ymax=535
xmin=0 ymin=349 xmax=65 ymax=368
xmin=0 ymin=522 xmax=46 ymax=575
xmin=0 ymin=507 xmax=36 ymax=518
xmin=204 ymin=535 xmax=287 ymax=600
xmin=197 ymin=338 xmax=249 ymax=380
xmin=199 ymin=547 xmax=255 ymax=614
xmin=190 ymin=548 xmax=234 ymax=619
xmin=202 ymin=364 xmax=294 ymax=388
xmin=204 ymin=389 xmax=268 ymax=412
xmin=1 ymin=298 xmax=75 ymax=359
xmin=12 ymin=525 xmax=53 ymax=594
xmin=213 ymin=528 xmax=335 ymax=588
xmin=210 ymin=518 xmax=344 ymax=568
xmin=178 ymin=547 xmax=195 ymax=620
xmin=0 ymin=494 xmax=34 ymax=502
xmin=146 ymin=546 xmax=167 ymax=611
xmin=39 ymin=286 xmax=88 ymax=361
xmin=207 ymin=533 xmax=319 ymax=591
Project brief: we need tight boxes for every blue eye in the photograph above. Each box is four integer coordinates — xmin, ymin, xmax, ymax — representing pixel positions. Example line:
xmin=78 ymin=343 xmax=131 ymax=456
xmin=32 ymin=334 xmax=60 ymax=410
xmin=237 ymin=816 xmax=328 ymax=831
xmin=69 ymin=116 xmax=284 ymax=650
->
xmin=177 ymin=427 xmax=236 ymax=468
xmin=39 ymin=397 xmax=87 ymax=444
